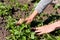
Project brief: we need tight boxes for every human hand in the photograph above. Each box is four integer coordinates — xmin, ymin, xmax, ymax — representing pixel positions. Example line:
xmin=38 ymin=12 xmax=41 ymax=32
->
xmin=32 ymin=24 xmax=57 ymax=35
xmin=16 ymin=10 xmax=38 ymax=25
xmin=25 ymin=16 xmax=34 ymax=24
xmin=16 ymin=18 xmax=25 ymax=25
xmin=16 ymin=16 xmax=34 ymax=25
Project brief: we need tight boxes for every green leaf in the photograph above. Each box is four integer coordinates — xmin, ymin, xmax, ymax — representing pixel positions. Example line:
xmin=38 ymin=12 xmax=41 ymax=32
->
xmin=30 ymin=32 xmax=35 ymax=39
xmin=22 ymin=36 xmax=26 ymax=40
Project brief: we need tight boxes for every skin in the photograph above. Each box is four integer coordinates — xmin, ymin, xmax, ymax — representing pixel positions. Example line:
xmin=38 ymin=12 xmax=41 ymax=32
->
xmin=16 ymin=10 xmax=38 ymax=24
xmin=34 ymin=20 xmax=60 ymax=35
xmin=17 ymin=10 xmax=60 ymax=35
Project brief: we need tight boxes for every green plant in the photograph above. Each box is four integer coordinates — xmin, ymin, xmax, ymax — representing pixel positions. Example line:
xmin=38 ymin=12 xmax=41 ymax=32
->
xmin=6 ymin=16 xmax=37 ymax=40
xmin=54 ymin=4 xmax=60 ymax=9
xmin=5 ymin=14 xmax=60 ymax=40
xmin=0 ymin=2 xmax=12 ymax=16
xmin=20 ymin=4 xmax=29 ymax=11
xmin=1 ymin=0 xmax=60 ymax=40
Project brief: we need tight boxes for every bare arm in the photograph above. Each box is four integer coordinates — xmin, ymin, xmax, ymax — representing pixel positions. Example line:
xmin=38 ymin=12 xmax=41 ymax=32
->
xmin=17 ymin=0 xmax=53 ymax=24
xmin=29 ymin=0 xmax=52 ymax=18
xmin=52 ymin=20 xmax=60 ymax=30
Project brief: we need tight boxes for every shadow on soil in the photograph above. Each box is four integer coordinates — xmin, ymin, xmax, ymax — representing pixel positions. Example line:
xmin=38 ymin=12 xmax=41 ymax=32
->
xmin=30 ymin=15 xmax=60 ymax=27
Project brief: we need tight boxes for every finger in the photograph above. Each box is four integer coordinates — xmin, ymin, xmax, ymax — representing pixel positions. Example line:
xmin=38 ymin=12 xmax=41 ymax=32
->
xmin=35 ymin=27 xmax=42 ymax=30
xmin=26 ymin=21 xmax=31 ymax=24
xmin=35 ymin=28 xmax=40 ymax=30
xmin=37 ymin=32 xmax=44 ymax=35
xmin=35 ymin=30 xmax=41 ymax=33
xmin=16 ymin=18 xmax=25 ymax=25
xmin=16 ymin=20 xmax=21 ymax=25
xmin=31 ymin=27 xmax=41 ymax=30
xmin=16 ymin=22 xmax=20 ymax=25
xmin=31 ymin=27 xmax=36 ymax=30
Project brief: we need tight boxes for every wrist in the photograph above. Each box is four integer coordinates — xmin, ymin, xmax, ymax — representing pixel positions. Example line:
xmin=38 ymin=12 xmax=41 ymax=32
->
xmin=29 ymin=10 xmax=38 ymax=18
xmin=51 ymin=20 xmax=60 ymax=29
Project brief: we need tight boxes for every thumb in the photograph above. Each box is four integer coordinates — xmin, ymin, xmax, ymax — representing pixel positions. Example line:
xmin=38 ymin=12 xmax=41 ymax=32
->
xmin=25 ymin=18 xmax=29 ymax=21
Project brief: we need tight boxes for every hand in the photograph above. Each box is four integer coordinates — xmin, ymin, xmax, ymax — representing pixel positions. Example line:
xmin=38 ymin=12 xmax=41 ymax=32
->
xmin=25 ymin=16 xmax=34 ymax=24
xmin=32 ymin=24 xmax=57 ymax=35
xmin=16 ymin=18 xmax=25 ymax=25
xmin=16 ymin=16 xmax=34 ymax=25
xmin=16 ymin=10 xmax=38 ymax=25
xmin=25 ymin=10 xmax=38 ymax=24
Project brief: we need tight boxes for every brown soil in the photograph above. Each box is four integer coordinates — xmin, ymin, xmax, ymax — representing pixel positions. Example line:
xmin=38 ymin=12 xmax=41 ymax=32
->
xmin=12 ymin=0 xmax=34 ymax=19
xmin=0 ymin=0 xmax=34 ymax=40
xmin=43 ymin=4 xmax=56 ymax=14
xmin=0 ymin=17 xmax=9 ymax=40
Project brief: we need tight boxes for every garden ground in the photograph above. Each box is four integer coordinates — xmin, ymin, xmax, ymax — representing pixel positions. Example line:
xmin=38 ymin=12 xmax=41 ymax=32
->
xmin=0 ymin=0 xmax=60 ymax=40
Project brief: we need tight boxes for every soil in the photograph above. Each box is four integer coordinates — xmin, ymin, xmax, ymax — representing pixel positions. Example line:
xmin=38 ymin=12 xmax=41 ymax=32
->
xmin=0 ymin=0 xmax=60 ymax=40
xmin=43 ymin=4 xmax=56 ymax=14
xmin=0 ymin=17 xmax=9 ymax=40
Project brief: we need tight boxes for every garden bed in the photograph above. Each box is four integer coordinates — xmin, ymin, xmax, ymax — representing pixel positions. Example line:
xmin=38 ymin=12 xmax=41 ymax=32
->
xmin=0 ymin=0 xmax=60 ymax=40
